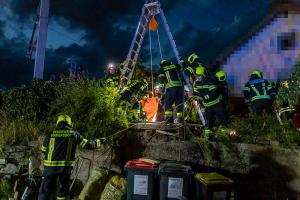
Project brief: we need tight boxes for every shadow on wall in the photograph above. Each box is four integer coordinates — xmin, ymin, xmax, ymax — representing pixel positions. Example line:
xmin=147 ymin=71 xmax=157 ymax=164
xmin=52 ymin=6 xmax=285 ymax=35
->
xmin=235 ymin=148 xmax=299 ymax=200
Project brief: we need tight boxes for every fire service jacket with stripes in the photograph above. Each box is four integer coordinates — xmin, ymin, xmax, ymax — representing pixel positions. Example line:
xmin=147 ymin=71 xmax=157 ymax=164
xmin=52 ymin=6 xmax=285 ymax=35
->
xmin=41 ymin=126 xmax=101 ymax=172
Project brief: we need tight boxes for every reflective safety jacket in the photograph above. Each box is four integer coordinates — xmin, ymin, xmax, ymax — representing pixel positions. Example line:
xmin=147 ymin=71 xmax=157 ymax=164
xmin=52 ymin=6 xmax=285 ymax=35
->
xmin=243 ymin=78 xmax=275 ymax=102
xmin=158 ymin=64 xmax=183 ymax=89
xmin=122 ymin=80 xmax=148 ymax=94
xmin=194 ymin=77 xmax=222 ymax=107
xmin=183 ymin=61 xmax=202 ymax=78
xmin=41 ymin=126 xmax=101 ymax=169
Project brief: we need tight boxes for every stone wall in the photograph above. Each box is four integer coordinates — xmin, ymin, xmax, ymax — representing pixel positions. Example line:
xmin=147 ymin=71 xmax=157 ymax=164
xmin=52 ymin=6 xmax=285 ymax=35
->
xmin=0 ymin=141 xmax=39 ymax=178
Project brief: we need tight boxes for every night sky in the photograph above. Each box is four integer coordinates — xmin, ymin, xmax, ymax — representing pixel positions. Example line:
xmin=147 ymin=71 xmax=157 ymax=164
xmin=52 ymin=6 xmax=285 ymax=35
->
xmin=0 ymin=0 xmax=273 ymax=88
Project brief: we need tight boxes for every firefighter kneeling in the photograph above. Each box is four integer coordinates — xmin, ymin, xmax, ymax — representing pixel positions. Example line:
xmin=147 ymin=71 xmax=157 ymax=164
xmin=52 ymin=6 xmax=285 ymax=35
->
xmin=38 ymin=115 xmax=106 ymax=200
xmin=193 ymin=66 xmax=228 ymax=139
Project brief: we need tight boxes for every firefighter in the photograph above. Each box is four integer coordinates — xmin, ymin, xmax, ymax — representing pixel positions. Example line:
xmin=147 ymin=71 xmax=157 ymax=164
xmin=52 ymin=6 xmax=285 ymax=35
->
xmin=215 ymin=71 xmax=229 ymax=101
xmin=158 ymin=60 xmax=184 ymax=123
xmin=183 ymin=53 xmax=203 ymax=86
xmin=194 ymin=66 xmax=228 ymax=139
xmin=121 ymin=79 xmax=148 ymax=121
xmin=243 ymin=70 xmax=276 ymax=115
xmin=38 ymin=115 xmax=106 ymax=200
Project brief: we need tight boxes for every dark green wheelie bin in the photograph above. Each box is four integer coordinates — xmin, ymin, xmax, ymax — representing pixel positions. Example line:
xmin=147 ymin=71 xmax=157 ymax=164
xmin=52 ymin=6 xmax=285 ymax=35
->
xmin=158 ymin=162 xmax=193 ymax=200
xmin=195 ymin=172 xmax=234 ymax=200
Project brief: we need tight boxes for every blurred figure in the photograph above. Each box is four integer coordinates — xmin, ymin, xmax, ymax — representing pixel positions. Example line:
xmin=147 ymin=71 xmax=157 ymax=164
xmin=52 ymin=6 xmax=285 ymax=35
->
xmin=243 ymin=70 xmax=276 ymax=115
xmin=140 ymin=91 xmax=159 ymax=122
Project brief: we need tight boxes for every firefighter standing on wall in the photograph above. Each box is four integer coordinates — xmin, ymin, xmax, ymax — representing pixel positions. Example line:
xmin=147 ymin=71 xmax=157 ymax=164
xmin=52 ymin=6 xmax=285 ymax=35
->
xmin=193 ymin=66 xmax=228 ymax=139
xmin=243 ymin=70 xmax=276 ymax=115
xmin=38 ymin=115 xmax=106 ymax=200
xmin=158 ymin=60 xmax=184 ymax=123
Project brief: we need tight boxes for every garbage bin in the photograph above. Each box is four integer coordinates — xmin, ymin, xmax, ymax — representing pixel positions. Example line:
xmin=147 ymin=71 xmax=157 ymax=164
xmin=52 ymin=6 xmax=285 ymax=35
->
xmin=125 ymin=160 xmax=159 ymax=200
xmin=158 ymin=162 xmax=193 ymax=200
xmin=195 ymin=172 xmax=234 ymax=200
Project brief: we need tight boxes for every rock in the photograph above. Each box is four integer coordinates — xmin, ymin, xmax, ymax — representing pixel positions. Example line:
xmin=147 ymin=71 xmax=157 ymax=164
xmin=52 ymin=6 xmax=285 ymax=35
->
xmin=0 ymin=158 xmax=7 ymax=165
xmin=9 ymin=152 xmax=26 ymax=162
xmin=28 ymin=141 xmax=38 ymax=148
xmin=15 ymin=146 xmax=28 ymax=152
xmin=4 ymin=163 xmax=19 ymax=175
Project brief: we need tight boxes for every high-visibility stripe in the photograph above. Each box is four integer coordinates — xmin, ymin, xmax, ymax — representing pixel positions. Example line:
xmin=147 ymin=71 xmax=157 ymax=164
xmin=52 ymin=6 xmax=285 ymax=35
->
xmin=165 ymin=111 xmax=173 ymax=115
xmin=205 ymin=95 xmax=222 ymax=107
xmin=250 ymin=85 xmax=260 ymax=96
xmin=262 ymin=83 xmax=267 ymax=95
xmin=251 ymin=95 xmax=271 ymax=101
xmin=44 ymin=160 xmax=75 ymax=167
xmin=53 ymin=130 xmax=73 ymax=134
xmin=195 ymin=85 xmax=216 ymax=90
xmin=95 ymin=139 xmax=101 ymax=148
xmin=80 ymin=138 xmax=88 ymax=148
xmin=51 ymin=133 xmax=73 ymax=138
xmin=66 ymin=139 xmax=73 ymax=161
xmin=243 ymin=87 xmax=250 ymax=92
xmin=47 ymin=138 xmax=55 ymax=161
xmin=57 ymin=197 xmax=67 ymax=200
xmin=177 ymin=112 xmax=183 ymax=117
xmin=163 ymin=64 xmax=176 ymax=71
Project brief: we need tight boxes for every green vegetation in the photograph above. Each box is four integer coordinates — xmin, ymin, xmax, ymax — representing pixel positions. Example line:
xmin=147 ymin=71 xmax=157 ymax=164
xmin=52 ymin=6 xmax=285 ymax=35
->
xmin=0 ymin=178 xmax=12 ymax=199
xmin=0 ymin=78 xmax=131 ymax=148
xmin=275 ymin=62 xmax=300 ymax=108
xmin=228 ymin=115 xmax=300 ymax=147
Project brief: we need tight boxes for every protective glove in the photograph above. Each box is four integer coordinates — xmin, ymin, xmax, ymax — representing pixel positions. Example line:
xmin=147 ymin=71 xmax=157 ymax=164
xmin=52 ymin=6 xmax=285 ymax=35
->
xmin=95 ymin=138 xmax=107 ymax=148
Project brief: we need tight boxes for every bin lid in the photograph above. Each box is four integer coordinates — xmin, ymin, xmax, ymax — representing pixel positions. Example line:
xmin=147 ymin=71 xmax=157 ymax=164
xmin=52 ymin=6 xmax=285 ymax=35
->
xmin=125 ymin=160 xmax=158 ymax=169
xmin=158 ymin=162 xmax=193 ymax=175
xmin=195 ymin=172 xmax=234 ymax=186
xmin=138 ymin=158 xmax=160 ymax=165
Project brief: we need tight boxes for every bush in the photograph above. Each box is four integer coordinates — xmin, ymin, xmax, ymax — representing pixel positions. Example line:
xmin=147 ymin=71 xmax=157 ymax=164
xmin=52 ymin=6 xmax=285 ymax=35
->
xmin=0 ymin=111 xmax=47 ymax=148
xmin=0 ymin=178 xmax=12 ymax=199
xmin=0 ymin=77 xmax=131 ymax=147
xmin=275 ymin=62 xmax=300 ymax=108
xmin=229 ymin=114 xmax=300 ymax=147
xmin=49 ymin=79 xmax=131 ymax=139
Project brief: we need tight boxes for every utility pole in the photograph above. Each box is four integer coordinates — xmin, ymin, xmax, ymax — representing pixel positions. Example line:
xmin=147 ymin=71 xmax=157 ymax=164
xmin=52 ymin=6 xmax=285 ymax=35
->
xmin=33 ymin=0 xmax=50 ymax=79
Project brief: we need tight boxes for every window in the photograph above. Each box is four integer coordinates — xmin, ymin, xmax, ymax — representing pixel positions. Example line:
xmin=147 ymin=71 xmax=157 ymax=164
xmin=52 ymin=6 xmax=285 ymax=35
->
xmin=277 ymin=32 xmax=297 ymax=51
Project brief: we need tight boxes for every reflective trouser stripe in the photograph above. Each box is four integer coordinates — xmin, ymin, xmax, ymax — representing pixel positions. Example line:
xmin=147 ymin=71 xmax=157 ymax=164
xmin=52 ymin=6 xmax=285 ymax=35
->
xmin=47 ymin=138 xmax=55 ymax=161
xmin=44 ymin=160 xmax=75 ymax=167
xmin=177 ymin=112 xmax=183 ymax=118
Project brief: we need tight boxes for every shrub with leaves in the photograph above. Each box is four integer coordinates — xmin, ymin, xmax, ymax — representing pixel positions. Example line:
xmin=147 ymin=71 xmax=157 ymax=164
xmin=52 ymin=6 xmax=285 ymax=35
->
xmin=275 ymin=62 xmax=300 ymax=108
xmin=0 ymin=178 xmax=12 ymax=199
xmin=229 ymin=115 xmax=300 ymax=147
xmin=50 ymin=79 xmax=131 ymax=139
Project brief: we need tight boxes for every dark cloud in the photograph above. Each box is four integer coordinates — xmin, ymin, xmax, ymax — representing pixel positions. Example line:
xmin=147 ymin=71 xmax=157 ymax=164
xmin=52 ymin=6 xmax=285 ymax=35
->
xmin=0 ymin=0 xmax=274 ymax=87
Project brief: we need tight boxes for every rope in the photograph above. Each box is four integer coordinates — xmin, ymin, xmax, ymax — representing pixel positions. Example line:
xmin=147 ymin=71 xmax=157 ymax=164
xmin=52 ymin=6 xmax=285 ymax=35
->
xmin=156 ymin=29 xmax=163 ymax=60
xmin=149 ymin=28 xmax=154 ymax=92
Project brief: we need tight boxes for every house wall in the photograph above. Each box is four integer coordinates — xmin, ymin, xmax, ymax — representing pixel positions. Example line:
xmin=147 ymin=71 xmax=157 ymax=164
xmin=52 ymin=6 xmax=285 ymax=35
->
xmin=223 ymin=13 xmax=300 ymax=96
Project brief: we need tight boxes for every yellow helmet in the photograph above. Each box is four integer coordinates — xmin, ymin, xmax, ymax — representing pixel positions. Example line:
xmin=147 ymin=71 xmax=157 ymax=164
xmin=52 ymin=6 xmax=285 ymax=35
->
xmin=216 ymin=71 xmax=227 ymax=82
xmin=187 ymin=53 xmax=199 ymax=64
xmin=251 ymin=70 xmax=263 ymax=78
xmin=160 ymin=60 xmax=171 ymax=66
xmin=195 ymin=65 xmax=207 ymax=77
xmin=56 ymin=114 xmax=73 ymax=127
